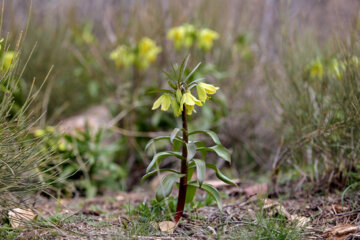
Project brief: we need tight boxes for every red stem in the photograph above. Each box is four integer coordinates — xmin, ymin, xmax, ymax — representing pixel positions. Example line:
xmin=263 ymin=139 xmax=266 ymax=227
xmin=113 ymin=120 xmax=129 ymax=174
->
xmin=174 ymin=105 xmax=188 ymax=222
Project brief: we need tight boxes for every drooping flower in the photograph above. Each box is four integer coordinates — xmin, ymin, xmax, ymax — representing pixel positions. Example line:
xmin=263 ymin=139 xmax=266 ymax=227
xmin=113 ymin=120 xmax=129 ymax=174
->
xmin=152 ymin=94 xmax=172 ymax=111
xmin=197 ymin=28 xmax=219 ymax=52
xmin=185 ymin=104 xmax=195 ymax=115
xmin=196 ymin=82 xmax=219 ymax=103
xmin=176 ymin=89 xmax=182 ymax=103
xmin=180 ymin=90 xmax=202 ymax=115
xmin=171 ymin=98 xmax=182 ymax=117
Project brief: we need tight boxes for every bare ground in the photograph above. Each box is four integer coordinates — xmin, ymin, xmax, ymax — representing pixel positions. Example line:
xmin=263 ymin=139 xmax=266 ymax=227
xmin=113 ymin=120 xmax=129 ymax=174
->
xmin=11 ymin=181 xmax=360 ymax=240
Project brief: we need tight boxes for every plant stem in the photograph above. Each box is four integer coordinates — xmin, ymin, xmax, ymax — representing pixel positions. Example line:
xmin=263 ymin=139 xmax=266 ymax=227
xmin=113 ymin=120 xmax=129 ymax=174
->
xmin=174 ymin=105 xmax=188 ymax=222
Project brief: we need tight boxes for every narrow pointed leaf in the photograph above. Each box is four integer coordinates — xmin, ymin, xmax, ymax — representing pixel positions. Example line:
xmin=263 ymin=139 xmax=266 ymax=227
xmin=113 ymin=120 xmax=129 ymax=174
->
xmin=197 ymin=145 xmax=231 ymax=162
xmin=161 ymin=69 xmax=177 ymax=82
xmin=141 ymin=169 xmax=180 ymax=183
xmin=188 ymin=78 xmax=205 ymax=90
xmin=170 ymin=128 xmax=181 ymax=144
xmin=185 ymin=62 xmax=202 ymax=83
xmin=168 ymin=80 xmax=176 ymax=90
xmin=195 ymin=141 xmax=207 ymax=159
xmin=147 ymin=151 xmax=183 ymax=173
xmin=200 ymin=183 xmax=222 ymax=212
xmin=189 ymin=130 xmax=221 ymax=145
xmin=206 ymin=163 xmax=236 ymax=185
xmin=179 ymin=55 xmax=190 ymax=83
xmin=185 ymin=184 xmax=197 ymax=204
xmin=145 ymin=136 xmax=169 ymax=151
xmin=187 ymin=165 xmax=195 ymax=182
xmin=173 ymin=139 xmax=182 ymax=152
xmin=186 ymin=142 xmax=197 ymax=162
xmin=147 ymin=89 xmax=174 ymax=95
xmin=194 ymin=159 xmax=206 ymax=186
xmin=156 ymin=173 xmax=184 ymax=201
xmin=210 ymin=145 xmax=231 ymax=162
xmin=145 ymin=136 xmax=184 ymax=151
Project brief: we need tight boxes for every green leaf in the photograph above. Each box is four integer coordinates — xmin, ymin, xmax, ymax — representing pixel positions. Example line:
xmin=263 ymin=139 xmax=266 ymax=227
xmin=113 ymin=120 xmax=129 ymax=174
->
xmin=147 ymin=89 xmax=173 ymax=95
xmin=179 ymin=55 xmax=190 ymax=83
xmin=156 ymin=173 xmax=184 ymax=201
xmin=146 ymin=151 xmax=183 ymax=173
xmin=195 ymin=141 xmax=207 ymax=159
xmin=206 ymin=163 xmax=236 ymax=185
xmin=186 ymin=142 xmax=197 ymax=162
xmin=145 ymin=136 xmax=169 ymax=151
xmin=194 ymin=159 xmax=206 ymax=186
xmin=185 ymin=184 xmax=197 ymax=204
xmin=187 ymin=165 xmax=195 ymax=182
xmin=184 ymin=62 xmax=202 ymax=84
xmin=173 ymin=139 xmax=182 ymax=152
xmin=187 ymin=182 xmax=222 ymax=212
xmin=197 ymin=145 xmax=231 ymax=163
xmin=168 ymin=80 xmax=176 ymax=90
xmin=170 ymin=128 xmax=181 ymax=144
xmin=161 ymin=69 xmax=177 ymax=82
xmin=200 ymin=183 xmax=222 ymax=212
xmin=145 ymin=136 xmax=184 ymax=151
xmin=141 ymin=169 xmax=180 ymax=183
xmin=189 ymin=130 xmax=221 ymax=145
xmin=211 ymin=145 xmax=231 ymax=162
xmin=188 ymin=78 xmax=205 ymax=90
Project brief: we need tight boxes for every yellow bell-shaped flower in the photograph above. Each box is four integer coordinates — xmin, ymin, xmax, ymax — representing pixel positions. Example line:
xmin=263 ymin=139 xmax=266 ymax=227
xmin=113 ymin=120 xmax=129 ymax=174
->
xmin=180 ymin=90 xmax=202 ymax=115
xmin=196 ymin=82 xmax=219 ymax=103
xmin=180 ymin=90 xmax=202 ymax=107
xmin=171 ymin=98 xmax=182 ymax=117
xmin=152 ymin=94 xmax=172 ymax=111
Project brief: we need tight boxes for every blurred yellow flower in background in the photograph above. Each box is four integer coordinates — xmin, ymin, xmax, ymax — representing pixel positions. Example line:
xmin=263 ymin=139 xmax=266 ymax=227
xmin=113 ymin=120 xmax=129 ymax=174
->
xmin=2 ymin=51 xmax=16 ymax=72
xmin=309 ymin=58 xmax=324 ymax=79
xmin=197 ymin=28 xmax=219 ymax=52
xmin=109 ymin=45 xmax=135 ymax=68
xmin=110 ymin=37 xmax=161 ymax=70
xmin=329 ymin=59 xmax=346 ymax=80
xmin=167 ymin=26 xmax=185 ymax=49
xmin=167 ymin=24 xmax=196 ymax=49
xmin=137 ymin=37 xmax=162 ymax=70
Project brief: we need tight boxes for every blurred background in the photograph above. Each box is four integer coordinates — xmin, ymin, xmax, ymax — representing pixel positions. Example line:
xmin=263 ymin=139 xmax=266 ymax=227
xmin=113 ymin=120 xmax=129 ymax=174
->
xmin=2 ymin=0 xmax=360 ymax=198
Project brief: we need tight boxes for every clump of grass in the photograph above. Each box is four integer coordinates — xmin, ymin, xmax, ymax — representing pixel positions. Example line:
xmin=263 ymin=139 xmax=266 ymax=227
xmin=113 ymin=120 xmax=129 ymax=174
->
xmin=271 ymin=29 xmax=360 ymax=190
xmin=0 ymin=30 xmax=55 ymax=222
xmin=229 ymin=214 xmax=304 ymax=240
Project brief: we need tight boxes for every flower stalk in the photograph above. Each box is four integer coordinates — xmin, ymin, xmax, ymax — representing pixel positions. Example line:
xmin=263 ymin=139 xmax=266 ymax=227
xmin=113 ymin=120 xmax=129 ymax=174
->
xmin=174 ymin=104 xmax=188 ymax=222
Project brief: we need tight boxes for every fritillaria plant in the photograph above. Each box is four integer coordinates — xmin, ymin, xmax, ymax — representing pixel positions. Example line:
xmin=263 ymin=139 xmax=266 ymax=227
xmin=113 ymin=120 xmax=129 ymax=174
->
xmin=142 ymin=56 xmax=235 ymax=222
